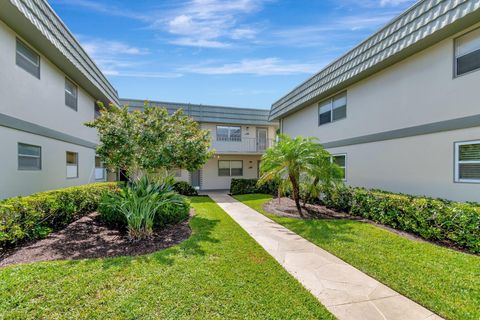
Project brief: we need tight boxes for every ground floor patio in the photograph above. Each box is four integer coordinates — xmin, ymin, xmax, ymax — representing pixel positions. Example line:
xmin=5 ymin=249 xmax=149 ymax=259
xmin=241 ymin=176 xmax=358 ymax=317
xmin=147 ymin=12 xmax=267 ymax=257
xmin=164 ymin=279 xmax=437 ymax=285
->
xmin=176 ymin=154 xmax=262 ymax=190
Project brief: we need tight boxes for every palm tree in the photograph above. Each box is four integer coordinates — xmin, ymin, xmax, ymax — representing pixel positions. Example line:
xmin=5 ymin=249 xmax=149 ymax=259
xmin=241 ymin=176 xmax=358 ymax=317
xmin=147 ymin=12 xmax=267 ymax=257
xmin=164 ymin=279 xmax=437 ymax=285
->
xmin=301 ymin=148 xmax=344 ymax=205
xmin=259 ymin=134 xmax=343 ymax=216
xmin=258 ymin=134 xmax=324 ymax=216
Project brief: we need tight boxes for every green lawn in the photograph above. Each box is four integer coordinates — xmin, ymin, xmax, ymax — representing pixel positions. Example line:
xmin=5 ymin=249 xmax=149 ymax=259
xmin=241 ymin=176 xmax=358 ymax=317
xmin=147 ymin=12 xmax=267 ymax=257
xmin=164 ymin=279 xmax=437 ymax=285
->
xmin=0 ymin=196 xmax=334 ymax=320
xmin=234 ymin=194 xmax=480 ymax=320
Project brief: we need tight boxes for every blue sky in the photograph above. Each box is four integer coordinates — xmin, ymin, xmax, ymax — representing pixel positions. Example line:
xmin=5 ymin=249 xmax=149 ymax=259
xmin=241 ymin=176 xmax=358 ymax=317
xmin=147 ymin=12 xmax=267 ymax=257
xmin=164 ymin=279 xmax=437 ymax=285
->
xmin=49 ymin=0 xmax=416 ymax=109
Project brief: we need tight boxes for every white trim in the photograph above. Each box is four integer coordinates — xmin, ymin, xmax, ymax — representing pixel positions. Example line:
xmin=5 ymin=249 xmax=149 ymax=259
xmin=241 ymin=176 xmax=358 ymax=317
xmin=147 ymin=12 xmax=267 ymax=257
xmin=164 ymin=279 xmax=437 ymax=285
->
xmin=454 ymin=140 xmax=480 ymax=183
xmin=318 ymin=92 xmax=347 ymax=126
xmin=216 ymin=125 xmax=242 ymax=142
xmin=454 ymin=27 xmax=480 ymax=77
xmin=66 ymin=151 xmax=79 ymax=179
xmin=331 ymin=153 xmax=347 ymax=182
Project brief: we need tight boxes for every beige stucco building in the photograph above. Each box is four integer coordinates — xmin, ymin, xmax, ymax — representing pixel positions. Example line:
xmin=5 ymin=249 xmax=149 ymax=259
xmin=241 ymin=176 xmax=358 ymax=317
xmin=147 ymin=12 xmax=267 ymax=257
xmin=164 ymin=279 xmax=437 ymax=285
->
xmin=270 ymin=0 xmax=480 ymax=202
xmin=124 ymin=99 xmax=278 ymax=191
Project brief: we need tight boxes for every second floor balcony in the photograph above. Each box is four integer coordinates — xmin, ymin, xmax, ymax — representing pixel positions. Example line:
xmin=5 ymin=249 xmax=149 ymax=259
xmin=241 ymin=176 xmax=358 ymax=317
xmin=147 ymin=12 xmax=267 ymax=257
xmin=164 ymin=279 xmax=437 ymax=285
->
xmin=211 ymin=137 xmax=275 ymax=154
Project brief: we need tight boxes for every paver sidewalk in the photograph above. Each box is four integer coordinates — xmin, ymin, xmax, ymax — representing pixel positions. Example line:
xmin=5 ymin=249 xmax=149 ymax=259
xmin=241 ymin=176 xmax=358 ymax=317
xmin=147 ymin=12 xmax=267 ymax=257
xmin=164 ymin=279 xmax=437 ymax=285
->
xmin=207 ymin=192 xmax=442 ymax=320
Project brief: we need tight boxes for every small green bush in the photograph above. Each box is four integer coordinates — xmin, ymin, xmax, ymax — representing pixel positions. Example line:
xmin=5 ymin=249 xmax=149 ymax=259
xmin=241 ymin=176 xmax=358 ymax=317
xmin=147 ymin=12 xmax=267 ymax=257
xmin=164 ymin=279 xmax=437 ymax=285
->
xmin=173 ymin=181 xmax=198 ymax=196
xmin=156 ymin=197 xmax=190 ymax=227
xmin=323 ymin=186 xmax=480 ymax=253
xmin=0 ymin=182 xmax=120 ymax=250
xmin=230 ymin=178 xmax=278 ymax=195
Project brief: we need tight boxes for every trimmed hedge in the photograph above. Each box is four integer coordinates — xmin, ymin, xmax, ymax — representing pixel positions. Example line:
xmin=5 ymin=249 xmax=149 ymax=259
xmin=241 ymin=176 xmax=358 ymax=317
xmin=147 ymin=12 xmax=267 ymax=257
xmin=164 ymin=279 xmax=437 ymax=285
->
xmin=173 ymin=181 xmax=198 ymax=196
xmin=0 ymin=182 xmax=120 ymax=250
xmin=323 ymin=186 xmax=480 ymax=253
xmin=230 ymin=178 xmax=278 ymax=195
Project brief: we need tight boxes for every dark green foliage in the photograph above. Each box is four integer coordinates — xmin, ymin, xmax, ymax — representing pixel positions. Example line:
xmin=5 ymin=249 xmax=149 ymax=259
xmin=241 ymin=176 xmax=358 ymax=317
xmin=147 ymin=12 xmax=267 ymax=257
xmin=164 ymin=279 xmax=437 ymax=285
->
xmin=0 ymin=183 xmax=120 ymax=250
xmin=98 ymin=177 xmax=190 ymax=238
xmin=230 ymin=178 xmax=278 ymax=195
xmin=156 ymin=198 xmax=190 ymax=227
xmin=323 ymin=186 xmax=480 ymax=253
xmin=173 ymin=181 xmax=198 ymax=196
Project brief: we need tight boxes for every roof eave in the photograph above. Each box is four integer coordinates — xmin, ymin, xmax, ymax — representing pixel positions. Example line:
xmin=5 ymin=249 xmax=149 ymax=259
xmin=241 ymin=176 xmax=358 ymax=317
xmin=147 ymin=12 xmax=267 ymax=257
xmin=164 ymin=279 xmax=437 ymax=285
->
xmin=0 ymin=0 xmax=119 ymax=106
xmin=269 ymin=0 xmax=480 ymax=121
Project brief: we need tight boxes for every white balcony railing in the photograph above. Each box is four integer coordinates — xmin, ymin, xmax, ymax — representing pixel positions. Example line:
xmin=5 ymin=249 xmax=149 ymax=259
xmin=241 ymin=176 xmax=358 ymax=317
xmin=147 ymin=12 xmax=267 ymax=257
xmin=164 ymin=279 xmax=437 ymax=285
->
xmin=211 ymin=137 xmax=274 ymax=153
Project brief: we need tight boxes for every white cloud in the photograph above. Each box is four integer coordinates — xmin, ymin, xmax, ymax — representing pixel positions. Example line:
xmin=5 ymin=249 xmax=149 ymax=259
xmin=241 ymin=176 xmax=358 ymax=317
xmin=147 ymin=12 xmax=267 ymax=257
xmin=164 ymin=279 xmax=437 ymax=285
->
xmin=82 ymin=40 xmax=149 ymax=57
xmin=102 ymin=70 xmax=183 ymax=78
xmin=182 ymin=58 xmax=322 ymax=75
xmin=379 ymin=0 xmax=413 ymax=7
xmin=162 ymin=0 xmax=266 ymax=48
xmin=170 ymin=38 xmax=232 ymax=48
xmin=76 ymin=36 xmax=162 ymax=78
xmin=50 ymin=0 xmax=150 ymax=21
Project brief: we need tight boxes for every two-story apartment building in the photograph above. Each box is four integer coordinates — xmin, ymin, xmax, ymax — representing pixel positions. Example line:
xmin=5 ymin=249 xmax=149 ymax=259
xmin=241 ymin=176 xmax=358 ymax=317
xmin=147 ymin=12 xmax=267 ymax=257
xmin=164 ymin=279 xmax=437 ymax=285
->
xmin=0 ymin=0 xmax=118 ymax=199
xmin=270 ymin=0 xmax=480 ymax=202
xmin=124 ymin=99 xmax=278 ymax=191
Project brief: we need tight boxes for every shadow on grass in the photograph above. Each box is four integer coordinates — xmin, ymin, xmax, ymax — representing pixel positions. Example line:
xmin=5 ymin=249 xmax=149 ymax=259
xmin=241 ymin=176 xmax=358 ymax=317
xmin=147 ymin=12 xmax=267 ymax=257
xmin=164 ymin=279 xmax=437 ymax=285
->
xmin=70 ymin=197 xmax=221 ymax=270
xmin=59 ymin=196 xmax=220 ymax=269
xmin=277 ymin=216 xmax=356 ymax=246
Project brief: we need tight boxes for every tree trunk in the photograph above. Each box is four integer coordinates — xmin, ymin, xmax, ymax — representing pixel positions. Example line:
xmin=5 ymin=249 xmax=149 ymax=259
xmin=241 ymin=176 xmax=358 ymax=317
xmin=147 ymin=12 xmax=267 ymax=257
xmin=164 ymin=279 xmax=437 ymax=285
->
xmin=289 ymin=174 xmax=303 ymax=217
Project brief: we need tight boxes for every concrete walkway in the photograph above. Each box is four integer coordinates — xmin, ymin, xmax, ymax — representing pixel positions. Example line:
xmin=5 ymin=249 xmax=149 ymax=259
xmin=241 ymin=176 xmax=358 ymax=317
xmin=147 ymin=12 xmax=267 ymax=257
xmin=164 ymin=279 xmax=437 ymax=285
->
xmin=207 ymin=192 xmax=442 ymax=320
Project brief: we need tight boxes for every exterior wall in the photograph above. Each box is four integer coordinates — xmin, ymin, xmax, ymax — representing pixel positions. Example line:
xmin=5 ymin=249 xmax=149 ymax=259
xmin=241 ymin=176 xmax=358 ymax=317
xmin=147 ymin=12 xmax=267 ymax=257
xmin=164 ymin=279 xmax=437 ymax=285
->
xmin=280 ymin=24 xmax=480 ymax=202
xmin=328 ymin=127 xmax=480 ymax=202
xmin=282 ymin=24 xmax=480 ymax=141
xmin=0 ymin=20 xmax=102 ymax=199
xmin=0 ymin=126 xmax=99 ymax=199
xmin=0 ymin=20 xmax=98 ymax=144
xmin=200 ymin=155 xmax=261 ymax=190
xmin=203 ymin=122 xmax=276 ymax=154
xmin=176 ymin=155 xmax=261 ymax=190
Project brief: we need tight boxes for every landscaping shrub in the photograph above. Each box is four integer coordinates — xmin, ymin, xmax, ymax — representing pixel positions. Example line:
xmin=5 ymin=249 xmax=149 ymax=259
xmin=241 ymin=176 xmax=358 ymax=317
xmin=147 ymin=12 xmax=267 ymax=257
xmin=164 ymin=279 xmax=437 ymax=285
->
xmin=230 ymin=178 xmax=278 ymax=195
xmin=0 ymin=182 xmax=120 ymax=250
xmin=323 ymin=186 xmax=480 ymax=253
xmin=99 ymin=177 xmax=190 ymax=239
xmin=173 ymin=181 xmax=198 ymax=196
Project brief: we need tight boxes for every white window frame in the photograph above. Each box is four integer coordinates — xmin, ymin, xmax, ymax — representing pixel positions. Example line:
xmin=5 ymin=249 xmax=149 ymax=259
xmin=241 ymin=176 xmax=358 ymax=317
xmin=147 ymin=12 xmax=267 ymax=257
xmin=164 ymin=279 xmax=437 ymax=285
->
xmin=65 ymin=77 xmax=78 ymax=111
xmin=95 ymin=156 xmax=105 ymax=181
xmin=16 ymin=38 xmax=40 ymax=79
xmin=218 ymin=160 xmax=243 ymax=176
xmin=216 ymin=126 xmax=242 ymax=142
xmin=454 ymin=140 xmax=480 ymax=183
xmin=454 ymin=27 xmax=480 ymax=77
xmin=66 ymin=151 xmax=79 ymax=179
xmin=318 ymin=92 xmax=347 ymax=126
xmin=18 ymin=143 xmax=42 ymax=171
xmin=331 ymin=153 xmax=347 ymax=181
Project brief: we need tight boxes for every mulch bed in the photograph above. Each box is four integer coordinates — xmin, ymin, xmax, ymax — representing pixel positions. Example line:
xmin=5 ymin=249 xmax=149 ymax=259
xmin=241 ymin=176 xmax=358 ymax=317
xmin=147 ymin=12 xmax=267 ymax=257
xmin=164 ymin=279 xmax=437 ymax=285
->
xmin=0 ymin=211 xmax=192 ymax=267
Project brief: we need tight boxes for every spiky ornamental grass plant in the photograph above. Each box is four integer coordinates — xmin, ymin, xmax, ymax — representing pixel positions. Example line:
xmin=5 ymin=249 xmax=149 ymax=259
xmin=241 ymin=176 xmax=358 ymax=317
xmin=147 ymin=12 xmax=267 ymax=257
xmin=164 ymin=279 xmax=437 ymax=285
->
xmin=258 ymin=134 xmax=342 ymax=216
xmin=103 ymin=176 xmax=185 ymax=240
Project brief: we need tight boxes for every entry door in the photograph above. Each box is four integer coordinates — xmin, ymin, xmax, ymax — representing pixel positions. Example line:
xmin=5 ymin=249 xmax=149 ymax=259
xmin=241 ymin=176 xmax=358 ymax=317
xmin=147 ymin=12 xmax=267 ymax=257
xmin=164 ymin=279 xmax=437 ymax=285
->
xmin=257 ymin=128 xmax=268 ymax=152
xmin=190 ymin=170 xmax=201 ymax=189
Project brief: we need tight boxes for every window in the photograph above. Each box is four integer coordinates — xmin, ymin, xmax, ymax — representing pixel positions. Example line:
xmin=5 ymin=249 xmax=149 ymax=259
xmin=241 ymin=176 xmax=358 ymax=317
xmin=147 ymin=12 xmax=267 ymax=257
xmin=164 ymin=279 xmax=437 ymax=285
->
xmin=332 ymin=154 xmax=346 ymax=180
xmin=455 ymin=141 xmax=480 ymax=183
xmin=18 ymin=143 xmax=41 ymax=170
xmin=217 ymin=126 xmax=241 ymax=141
xmin=455 ymin=28 xmax=480 ymax=76
xmin=95 ymin=156 xmax=105 ymax=180
xmin=16 ymin=38 xmax=40 ymax=78
xmin=319 ymin=92 xmax=347 ymax=126
xmin=218 ymin=160 xmax=243 ymax=176
xmin=94 ymin=103 xmax=101 ymax=119
xmin=65 ymin=78 xmax=78 ymax=110
xmin=66 ymin=151 xmax=78 ymax=178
